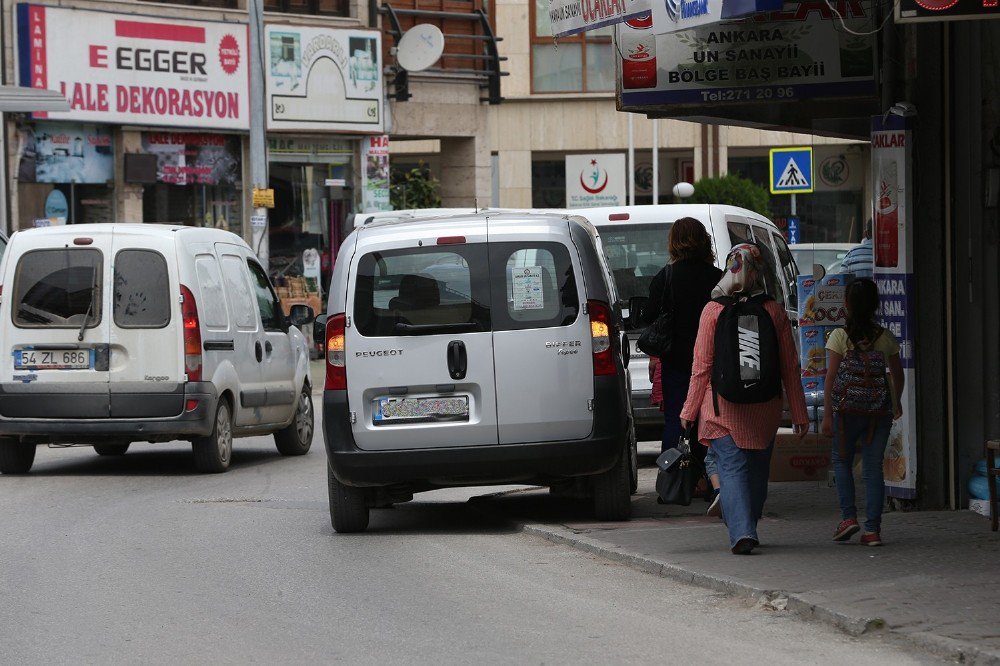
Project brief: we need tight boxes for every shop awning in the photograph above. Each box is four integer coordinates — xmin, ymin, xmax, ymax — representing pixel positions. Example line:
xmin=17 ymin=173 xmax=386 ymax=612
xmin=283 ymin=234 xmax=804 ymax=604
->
xmin=0 ymin=86 xmax=69 ymax=113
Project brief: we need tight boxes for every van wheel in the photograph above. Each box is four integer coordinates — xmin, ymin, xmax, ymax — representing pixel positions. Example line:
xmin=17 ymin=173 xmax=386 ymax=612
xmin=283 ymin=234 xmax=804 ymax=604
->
xmin=94 ymin=444 xmax=130 ymax=456
xmin=328 ymin=464 xmax=369 ymax=533
xmin=192 ymin=400 xmax=233 ymax=474
xmin=274 ymin=385 xmax=313 ymax=456
xmin=592 ymin=441 xmax=632 ymax=521
xmin=0 ymin=439 xmax=36 ymax=474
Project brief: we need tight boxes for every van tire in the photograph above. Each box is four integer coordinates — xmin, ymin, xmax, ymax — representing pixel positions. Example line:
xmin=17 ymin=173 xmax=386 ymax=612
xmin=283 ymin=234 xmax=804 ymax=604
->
xmin=274 ymin=385 xmax=313 ymax=456
xmin=192 ymin=400 xmax=233 ymax=474
xmin=592 ymin=441 xmax=632 ymax=521
xmin=328 ymin=464 xmax=369 ymax=533
xmin=94 ymin=444 xmax=130 ymax=456
xmin=0 ymin=439 xmax=36 ymax=474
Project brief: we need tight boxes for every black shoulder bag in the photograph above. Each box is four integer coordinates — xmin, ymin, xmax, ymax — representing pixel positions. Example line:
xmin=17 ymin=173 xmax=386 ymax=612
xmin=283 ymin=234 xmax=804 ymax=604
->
xmin=636 ymin=264 xmax=674 ymax=358
xmin=654 ymin=427 xmax=697 ymax=506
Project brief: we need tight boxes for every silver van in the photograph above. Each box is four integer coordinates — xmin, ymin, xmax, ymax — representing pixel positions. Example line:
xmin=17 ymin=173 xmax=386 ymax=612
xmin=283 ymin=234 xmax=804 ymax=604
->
xmin=572 ymin=205 xmax=800 ymax=438
xmin=0 ymin=224 xmax=315 ymax=474
xmin=322 ymin=212 xmax=635 ymax=532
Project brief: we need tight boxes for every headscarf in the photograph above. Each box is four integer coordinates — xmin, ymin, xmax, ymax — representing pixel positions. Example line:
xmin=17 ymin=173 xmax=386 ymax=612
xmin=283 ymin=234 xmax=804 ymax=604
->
xmin=712 ymin=243 xmax=767 ymax=299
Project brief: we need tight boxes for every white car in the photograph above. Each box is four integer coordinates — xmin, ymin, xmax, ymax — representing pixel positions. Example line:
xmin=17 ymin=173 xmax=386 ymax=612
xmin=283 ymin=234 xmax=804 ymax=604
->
xmin=0 ymin=224 xmax=315 ymax=474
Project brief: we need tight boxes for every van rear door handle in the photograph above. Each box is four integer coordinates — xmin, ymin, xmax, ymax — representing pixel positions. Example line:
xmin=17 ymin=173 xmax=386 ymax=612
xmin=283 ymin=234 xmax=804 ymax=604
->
xmin=447 ymin=340 xmax=467 ymax=380
xmin=265 ymin=340 xmax=273 ymax=354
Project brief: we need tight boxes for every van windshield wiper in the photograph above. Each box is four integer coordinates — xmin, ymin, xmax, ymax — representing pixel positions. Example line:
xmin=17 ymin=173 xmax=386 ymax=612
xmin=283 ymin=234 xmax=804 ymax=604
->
xmin=77 ymin=268 xmax=98 ymax=342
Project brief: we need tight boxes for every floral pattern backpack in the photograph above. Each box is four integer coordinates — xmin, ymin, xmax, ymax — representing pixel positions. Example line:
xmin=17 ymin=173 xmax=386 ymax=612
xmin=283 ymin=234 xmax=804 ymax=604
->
xmin=830 ymin=329 xmax=892 ymax=421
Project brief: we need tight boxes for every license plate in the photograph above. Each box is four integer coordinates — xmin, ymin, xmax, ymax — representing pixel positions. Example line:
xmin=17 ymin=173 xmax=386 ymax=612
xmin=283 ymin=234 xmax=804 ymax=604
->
xmin=14 ymin=348 xmax=93 ymax=370
xmin=373 ymin=396 xmax=469 ymax=425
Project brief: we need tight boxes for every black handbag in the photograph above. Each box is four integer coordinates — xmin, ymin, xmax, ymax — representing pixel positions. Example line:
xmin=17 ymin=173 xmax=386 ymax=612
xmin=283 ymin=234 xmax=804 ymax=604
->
xmin=636 ymin=265 xmax=673 ymax=358
xmin=655 ymin=429 xmax=697 ymax=506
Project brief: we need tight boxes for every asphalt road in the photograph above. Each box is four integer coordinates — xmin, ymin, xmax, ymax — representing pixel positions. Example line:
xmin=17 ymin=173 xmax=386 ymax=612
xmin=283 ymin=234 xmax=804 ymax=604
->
xmin=0 ymin=411 xmax=932 ymax=664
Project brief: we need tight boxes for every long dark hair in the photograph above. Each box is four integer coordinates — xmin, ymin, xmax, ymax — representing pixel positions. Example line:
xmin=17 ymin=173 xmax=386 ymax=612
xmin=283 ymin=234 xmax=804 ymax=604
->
xmin=668 ymin=217 xmax=714 ymax=264
xmin=844 ymin=279 xmax=881 ymax=342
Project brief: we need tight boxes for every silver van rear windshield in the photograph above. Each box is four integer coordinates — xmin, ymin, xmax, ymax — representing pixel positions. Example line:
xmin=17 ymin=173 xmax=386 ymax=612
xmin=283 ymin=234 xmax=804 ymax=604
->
xmin=12 ymin=248 xmax=102 ymax=328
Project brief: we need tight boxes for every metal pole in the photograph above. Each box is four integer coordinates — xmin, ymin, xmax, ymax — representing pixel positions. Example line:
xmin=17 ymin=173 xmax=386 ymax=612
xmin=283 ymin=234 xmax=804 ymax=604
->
xmin=651 ymin=118 xmax=659 ymax=205
xmin=790 ymin=192 xmax=797 ymax=216
xmin=248 ymin=0 xmax=269 ymax=270
xmin=627 ymin=113 xmax=635 ymax=205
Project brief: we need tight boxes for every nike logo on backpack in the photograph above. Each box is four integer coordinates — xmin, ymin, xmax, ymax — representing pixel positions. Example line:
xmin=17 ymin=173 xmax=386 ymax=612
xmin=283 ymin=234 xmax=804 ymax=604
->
xmin=737 ymin=326 xmax=761 ymax=370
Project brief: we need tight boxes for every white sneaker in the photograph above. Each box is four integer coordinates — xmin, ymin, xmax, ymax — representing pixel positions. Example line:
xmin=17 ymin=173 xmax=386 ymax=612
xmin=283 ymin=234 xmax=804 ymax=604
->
xmin=707 ymin=492 xmax=722 ymax=518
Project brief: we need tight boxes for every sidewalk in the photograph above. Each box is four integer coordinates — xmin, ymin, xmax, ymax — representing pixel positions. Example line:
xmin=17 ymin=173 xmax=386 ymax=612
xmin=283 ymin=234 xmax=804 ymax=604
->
xmin=480 ymin=463 xmax=1000 ymax=664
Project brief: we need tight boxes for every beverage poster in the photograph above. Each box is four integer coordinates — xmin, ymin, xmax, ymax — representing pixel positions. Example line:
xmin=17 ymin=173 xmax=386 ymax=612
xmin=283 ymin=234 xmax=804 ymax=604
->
xmin=362 ymin=135 xmax=390 ymax=212
xmin=871 ymin=115 xmax=916 ymax=499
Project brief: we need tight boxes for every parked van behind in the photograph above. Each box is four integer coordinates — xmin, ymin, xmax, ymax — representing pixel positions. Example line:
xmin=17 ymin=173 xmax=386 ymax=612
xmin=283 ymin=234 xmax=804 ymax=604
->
xmin=323 ymin=212 xmax=635 ymax=532
xmin=0 ymin=224 xmax=315 ymax=474
xmin=570 ymin=205 xmax=800 ymax=438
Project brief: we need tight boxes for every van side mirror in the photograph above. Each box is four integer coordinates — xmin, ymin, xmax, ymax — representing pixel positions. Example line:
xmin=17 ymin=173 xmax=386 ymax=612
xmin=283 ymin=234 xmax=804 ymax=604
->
xmin=288 ymin=304 xmax=315 ymax=326
xmin=626 ymin=295 xmax=649 ymax=326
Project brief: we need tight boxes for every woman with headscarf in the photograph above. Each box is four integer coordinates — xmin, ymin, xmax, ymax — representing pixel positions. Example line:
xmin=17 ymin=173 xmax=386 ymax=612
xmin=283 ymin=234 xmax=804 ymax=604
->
xmin=680 ymin=243 xmax=809 ymax=555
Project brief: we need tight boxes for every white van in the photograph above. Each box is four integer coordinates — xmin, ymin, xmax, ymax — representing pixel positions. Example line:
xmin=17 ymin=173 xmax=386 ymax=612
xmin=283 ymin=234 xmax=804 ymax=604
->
xmin=0 ymin=224 xmax=315 ymax=474
xmin=570 ymin=205 xmax=800 ymax=439
xmin=322 ymin=212 xmax=635 ymax=532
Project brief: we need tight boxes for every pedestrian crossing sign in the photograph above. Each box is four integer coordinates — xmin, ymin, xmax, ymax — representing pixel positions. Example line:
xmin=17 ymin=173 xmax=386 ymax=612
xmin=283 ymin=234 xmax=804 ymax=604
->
xmin=769 ymin=147 xmax=814 ymax=194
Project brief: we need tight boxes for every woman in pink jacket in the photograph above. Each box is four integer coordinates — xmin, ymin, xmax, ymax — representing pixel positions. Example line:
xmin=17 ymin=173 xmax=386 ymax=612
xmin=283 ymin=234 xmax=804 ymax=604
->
xmin=681 ymin=244 xmax=809 ymax=554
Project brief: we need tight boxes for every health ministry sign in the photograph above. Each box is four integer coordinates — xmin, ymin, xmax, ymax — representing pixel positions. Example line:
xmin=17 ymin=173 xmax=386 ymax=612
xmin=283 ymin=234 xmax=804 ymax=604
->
xmin=549 ymin=0 xmax=650 ymax=37
xmin=265 ymin=26 xmax=383 ymax=133
xmin=619 ymin=0 xmax=876 ymax=107
xmin=17 ymin=4 xmax=249 ymax=130
xmin=566 ymin=154 xmax=626 ymax=207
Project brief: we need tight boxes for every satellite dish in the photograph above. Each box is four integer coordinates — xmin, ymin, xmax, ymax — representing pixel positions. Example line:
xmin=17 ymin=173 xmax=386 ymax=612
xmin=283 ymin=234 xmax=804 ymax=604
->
xmin=396 ymin=24 xmax=445 ymax=72
xmin=672 ymin=182 xmax=695 ymax=199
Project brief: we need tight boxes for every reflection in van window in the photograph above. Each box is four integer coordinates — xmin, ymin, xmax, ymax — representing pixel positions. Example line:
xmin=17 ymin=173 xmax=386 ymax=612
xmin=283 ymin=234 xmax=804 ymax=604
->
xmin=594 ymin=223 xmax=672 ymax=306
xmin=195 ymin=255 xmax=230 ymax=329
xmin=220 ymin=254 xmax=256 ymax=329
xmin=354 ymin=247 xmax=490 ymax=337
xmin=114 ymin=250 xmax=170 ymax=328
xmin=247 ymin=261 xmax=284 ymax=332
xmin=13 ymin=249 xmax=102 ymax=328
xmin=497 ymin=245 xmax=578 ymax=328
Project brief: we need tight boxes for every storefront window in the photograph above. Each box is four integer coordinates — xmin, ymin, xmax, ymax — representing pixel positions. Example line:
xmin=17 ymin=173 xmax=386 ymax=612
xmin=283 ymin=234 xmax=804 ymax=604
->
xmin=728 ymin=155 xmax=864 ymax=244
xmin=139 ymin=133 xmax=243 ymax=234
xmin=15 ymin=122 xmax=114 ymax=229
xmin=531 ymin=159 xmax=566 ymax=208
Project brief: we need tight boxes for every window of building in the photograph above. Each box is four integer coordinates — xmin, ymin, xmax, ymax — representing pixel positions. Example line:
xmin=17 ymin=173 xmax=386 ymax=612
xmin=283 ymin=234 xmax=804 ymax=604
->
xmin=531 ymin=0 xmax=614 ymax=93
xmin=531 ymin=160 xmax=566 ymax=208
xmin=263 ymin=0 xmax=348 ymax=16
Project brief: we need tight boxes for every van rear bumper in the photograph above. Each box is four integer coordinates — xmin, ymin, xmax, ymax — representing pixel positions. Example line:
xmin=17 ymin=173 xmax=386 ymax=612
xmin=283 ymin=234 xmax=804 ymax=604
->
xmin=323 ymin=376 xmax=629 ymax=488
xmin=0 ymin=383 xmax=218 ymax=441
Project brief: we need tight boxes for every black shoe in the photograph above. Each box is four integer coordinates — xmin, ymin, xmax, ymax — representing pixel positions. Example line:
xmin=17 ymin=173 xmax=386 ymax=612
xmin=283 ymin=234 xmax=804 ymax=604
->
xmin=731 ymin=537 xmax=757 ymax=555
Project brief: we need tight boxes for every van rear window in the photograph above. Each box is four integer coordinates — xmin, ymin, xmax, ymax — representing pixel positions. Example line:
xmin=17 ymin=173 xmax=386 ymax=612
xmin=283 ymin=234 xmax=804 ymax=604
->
xmin=13 ymin=249 xmax=102 ymax=328
xmin=114 ymin=250 xmax=171 ymax=328
xmin=353 ymin=246 xmax=490 ymax=337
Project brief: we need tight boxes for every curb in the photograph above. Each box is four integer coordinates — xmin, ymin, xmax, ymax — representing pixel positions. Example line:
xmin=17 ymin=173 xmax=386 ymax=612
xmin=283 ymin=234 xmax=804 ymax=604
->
xmin=518 ymin=520 xmax=1000 ymax=665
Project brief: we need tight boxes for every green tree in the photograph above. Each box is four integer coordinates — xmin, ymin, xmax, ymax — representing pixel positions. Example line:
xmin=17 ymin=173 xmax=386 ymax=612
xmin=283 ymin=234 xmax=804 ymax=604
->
xmin=390 ymin=162 xmax=442 ymax=210
xmin=686 ymin=174 xmax=771 ymax=217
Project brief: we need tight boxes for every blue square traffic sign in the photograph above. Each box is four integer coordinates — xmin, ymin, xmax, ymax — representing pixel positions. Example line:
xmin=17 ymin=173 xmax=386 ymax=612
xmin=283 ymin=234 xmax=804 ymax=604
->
xmin=769 ymin=147 xmax=813 ymax=194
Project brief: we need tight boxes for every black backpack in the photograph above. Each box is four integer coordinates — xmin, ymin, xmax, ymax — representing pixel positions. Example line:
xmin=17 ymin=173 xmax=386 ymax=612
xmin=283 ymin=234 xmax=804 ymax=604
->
xmin=711 ymin=294 xmax=782 ymax=415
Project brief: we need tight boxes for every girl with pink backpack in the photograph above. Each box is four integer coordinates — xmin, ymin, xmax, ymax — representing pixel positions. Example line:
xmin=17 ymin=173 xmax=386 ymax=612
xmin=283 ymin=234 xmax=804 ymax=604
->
xmin=821 ymin=279 xmax=904 ymax=546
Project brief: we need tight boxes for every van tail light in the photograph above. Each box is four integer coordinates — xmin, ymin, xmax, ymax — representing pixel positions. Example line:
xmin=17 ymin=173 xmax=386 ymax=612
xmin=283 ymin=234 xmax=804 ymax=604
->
xmin=326 ymin=313 xmax=347 ymax=390
xmin=588 ymin=299 xmax=616 ymax=376
xmin=179 ymin=285 xmax=203 ymax=382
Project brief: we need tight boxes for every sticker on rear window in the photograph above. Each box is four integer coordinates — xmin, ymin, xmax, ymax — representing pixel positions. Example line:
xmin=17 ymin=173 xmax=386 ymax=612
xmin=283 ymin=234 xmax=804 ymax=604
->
xmin=512 ymin=266 xmax=544 ymax=311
